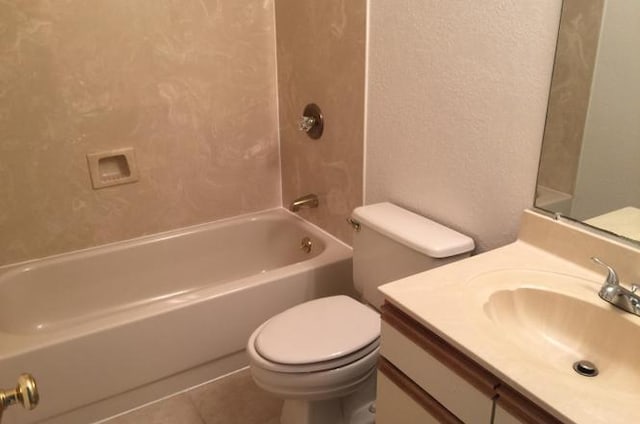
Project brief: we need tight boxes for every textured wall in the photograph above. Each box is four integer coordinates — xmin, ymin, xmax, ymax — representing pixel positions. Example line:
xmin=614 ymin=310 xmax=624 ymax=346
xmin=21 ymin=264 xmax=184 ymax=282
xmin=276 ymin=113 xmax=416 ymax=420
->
xmin=0 ymin=0 xmax=280 ymax=265
xmin=538 ymin=0 xmax=605 ymax=195
xmin=276 ymin=0 xmax=366 ymax=245
xmin=366 ymin=0 xmax=562 ymax=252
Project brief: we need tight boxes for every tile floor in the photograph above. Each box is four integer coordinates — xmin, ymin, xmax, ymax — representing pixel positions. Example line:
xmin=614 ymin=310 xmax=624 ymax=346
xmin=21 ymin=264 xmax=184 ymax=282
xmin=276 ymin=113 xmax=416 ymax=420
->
xmin=101 ymin=369 xmax=282 ymax=424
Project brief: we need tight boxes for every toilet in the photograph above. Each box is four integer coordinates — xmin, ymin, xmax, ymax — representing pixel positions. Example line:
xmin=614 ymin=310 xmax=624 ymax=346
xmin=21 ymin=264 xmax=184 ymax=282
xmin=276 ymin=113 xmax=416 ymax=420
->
xmin=247 ymin=202 xmax=474 ymax=424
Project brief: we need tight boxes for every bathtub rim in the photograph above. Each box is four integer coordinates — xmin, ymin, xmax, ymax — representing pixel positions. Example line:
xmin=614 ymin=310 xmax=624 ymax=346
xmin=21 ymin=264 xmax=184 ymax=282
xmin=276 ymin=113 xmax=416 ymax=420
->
xmin=0 ymin=207 xmax=350 ymax=272
xmin=0 ymin=207 xmax=353 ymax=359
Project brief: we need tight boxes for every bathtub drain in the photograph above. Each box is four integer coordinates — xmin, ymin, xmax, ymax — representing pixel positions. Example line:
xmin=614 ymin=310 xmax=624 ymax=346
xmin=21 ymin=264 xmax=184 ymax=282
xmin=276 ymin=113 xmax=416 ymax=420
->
xmin=300 ymin=237 xmax=312 ymax=254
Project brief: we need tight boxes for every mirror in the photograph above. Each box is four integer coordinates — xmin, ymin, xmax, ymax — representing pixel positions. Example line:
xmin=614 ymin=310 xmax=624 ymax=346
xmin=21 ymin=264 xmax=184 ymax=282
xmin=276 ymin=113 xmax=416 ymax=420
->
xmin=535 ymin=0 xmax=640 ymax=242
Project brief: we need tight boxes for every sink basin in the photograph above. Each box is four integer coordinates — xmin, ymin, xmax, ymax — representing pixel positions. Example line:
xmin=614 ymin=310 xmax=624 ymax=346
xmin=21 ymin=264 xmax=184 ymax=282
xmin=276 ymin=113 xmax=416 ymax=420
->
xmin=470 ymin=269 xmax=640 ymax=393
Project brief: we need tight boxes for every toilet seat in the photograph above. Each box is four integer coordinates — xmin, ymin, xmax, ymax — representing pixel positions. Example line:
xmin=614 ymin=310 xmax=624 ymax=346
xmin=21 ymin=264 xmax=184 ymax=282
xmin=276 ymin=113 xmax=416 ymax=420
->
xmin=250 ymin=321 xmax=379 ymax=373
xmin=252 ymin=296 xmax=380 ymax=373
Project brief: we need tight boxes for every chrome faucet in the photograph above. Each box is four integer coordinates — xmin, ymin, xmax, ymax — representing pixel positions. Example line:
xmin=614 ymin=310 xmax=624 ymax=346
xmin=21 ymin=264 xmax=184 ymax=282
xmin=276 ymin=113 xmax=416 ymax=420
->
xmin=591 ymin=257 xmax=640 ymax=317
xmin=289 ymin=194 xmax=319 ymax=212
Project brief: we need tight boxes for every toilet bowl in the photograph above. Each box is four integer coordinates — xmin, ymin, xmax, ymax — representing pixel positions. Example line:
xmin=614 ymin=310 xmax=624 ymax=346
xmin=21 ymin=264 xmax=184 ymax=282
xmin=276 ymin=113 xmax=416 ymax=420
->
xmin=247 ymin=295 xmax=379 ymax=424
xmin=247 ymin=203 xmax=475 ymax=424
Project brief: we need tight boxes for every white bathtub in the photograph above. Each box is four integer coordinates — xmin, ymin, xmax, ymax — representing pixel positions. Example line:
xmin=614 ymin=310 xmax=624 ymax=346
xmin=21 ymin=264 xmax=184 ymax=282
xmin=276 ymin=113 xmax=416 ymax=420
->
xmin=0 ymin=208 xmax=353 ymax=424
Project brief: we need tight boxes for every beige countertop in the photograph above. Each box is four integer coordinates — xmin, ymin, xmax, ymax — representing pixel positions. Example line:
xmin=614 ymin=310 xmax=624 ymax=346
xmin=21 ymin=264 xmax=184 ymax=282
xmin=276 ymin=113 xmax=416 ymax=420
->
xmin=586 ymin=206 xmax=640 ymax=242
xmin=379 ymin=210 xmax=640 ymax=424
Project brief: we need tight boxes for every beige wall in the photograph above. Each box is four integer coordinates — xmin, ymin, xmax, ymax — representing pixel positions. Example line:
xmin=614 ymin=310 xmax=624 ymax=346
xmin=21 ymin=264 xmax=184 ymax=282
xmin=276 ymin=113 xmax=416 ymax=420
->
xmin=2 ymin=0 xmax=564 ymax=263
xmin=276 ymin=0 xmax=366 ymax=245
xmin=0 ymin=0 xmax=280 ymax=266
xmin=366 ymin=0 xmax=562 ymax=252
xmin=538 ymin=0 xmax=605 ymax=195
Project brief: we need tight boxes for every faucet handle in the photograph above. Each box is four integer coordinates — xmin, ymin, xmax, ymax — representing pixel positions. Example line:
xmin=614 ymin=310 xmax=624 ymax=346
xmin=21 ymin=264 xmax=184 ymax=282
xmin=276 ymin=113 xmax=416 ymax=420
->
xmin=298 ymin=116 xmax=317 ymax=133
xmin=590 ymin=257 xmax=620 ymax=285
xmin=297 ymin=104 xmax=324 ymax=139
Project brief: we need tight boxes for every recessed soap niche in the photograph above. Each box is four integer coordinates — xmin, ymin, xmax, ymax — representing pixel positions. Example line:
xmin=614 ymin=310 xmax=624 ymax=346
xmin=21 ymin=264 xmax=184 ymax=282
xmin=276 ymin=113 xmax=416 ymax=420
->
xmin=87 ymin=147 xmax=139 ymax=189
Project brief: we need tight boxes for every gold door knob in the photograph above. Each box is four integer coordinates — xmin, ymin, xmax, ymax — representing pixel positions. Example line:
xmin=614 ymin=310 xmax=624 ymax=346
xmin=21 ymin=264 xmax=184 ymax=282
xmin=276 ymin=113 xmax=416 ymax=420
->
xmin=0 ymin=373 xmax=39 ymax=411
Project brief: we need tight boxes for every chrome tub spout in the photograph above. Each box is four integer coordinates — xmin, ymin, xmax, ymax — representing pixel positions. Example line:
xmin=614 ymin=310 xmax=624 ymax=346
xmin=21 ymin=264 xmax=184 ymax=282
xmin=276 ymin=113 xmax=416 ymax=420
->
xmin=290 ymin=194 xmax=319 ymax=212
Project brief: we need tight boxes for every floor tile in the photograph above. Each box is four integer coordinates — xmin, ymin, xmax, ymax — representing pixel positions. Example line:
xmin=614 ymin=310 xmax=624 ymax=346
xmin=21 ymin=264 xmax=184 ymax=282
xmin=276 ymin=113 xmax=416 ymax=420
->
xmin=188 ymin=369 xmax=283 ymax=424
xmin=103 ymin=394 xmax=204 ymax=424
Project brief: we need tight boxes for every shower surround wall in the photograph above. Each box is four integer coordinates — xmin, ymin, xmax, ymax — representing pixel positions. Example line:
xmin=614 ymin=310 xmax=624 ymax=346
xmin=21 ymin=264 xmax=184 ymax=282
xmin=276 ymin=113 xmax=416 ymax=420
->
xmin=537 ymin=0 xmax=605 ymax=196
xmin=276 ymin=0 xmax=366 ymax=245
xmin=0 ymin=0 xmax=280 ymax=266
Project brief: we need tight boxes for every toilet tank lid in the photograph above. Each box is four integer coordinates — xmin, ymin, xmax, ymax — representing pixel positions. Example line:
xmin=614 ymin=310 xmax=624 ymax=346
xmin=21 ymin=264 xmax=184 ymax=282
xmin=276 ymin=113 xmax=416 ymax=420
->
xmin=352 ymin=203 xmax=474 ymax=258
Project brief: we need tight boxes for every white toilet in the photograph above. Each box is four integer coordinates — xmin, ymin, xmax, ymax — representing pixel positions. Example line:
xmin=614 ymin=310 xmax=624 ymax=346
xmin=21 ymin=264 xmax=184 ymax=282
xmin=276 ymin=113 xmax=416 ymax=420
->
xmin=247 ymin=202 xmax=474 ymax=424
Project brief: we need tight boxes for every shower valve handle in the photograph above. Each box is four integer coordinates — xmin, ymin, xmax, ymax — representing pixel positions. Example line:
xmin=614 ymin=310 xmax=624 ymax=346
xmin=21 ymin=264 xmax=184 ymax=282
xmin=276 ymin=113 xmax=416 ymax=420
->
xmin=298 ymin=115 xmax=317 ymax=133
xmin=297 ymin=103 xmax=324 ymax=139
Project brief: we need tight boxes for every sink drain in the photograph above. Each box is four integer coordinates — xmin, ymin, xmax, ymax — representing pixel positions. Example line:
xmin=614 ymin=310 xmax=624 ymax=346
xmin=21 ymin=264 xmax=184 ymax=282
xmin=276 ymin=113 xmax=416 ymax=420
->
xmin=573 ymin=360 xmax=599 ymax=377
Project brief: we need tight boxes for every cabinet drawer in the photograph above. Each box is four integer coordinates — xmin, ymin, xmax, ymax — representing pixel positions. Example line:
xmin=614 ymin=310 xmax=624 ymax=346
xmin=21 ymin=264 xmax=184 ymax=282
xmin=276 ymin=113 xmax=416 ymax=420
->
xmin=377 ymin=358 xmax=462 ymax=424
xmin=381 ymin=304 xmax=498 ymax=424
xmin=494 ymin=385 xmax=564 ymax=424
xmin=494 ymin=405 xmax=524 ymax=424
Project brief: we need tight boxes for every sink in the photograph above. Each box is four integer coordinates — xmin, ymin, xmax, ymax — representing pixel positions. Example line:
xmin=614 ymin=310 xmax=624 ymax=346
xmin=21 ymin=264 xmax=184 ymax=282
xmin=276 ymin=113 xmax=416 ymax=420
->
xmin=469 ymin=269 xmax=640 ymax=393
xmin=377 ymin=212 xmax=640 ymax=424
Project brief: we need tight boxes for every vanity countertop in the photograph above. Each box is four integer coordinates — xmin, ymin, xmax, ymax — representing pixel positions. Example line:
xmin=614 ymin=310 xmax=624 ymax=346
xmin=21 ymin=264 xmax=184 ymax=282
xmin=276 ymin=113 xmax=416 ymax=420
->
xmin=586 ymin=206 xmax=640 ymax=241
xmin=379 ymin=210 xmax=640 ymax=424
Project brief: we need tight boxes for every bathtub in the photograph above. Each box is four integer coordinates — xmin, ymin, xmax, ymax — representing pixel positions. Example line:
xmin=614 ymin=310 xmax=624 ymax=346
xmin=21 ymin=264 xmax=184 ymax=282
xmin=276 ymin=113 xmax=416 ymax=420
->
xmin=0 ymin=208 xmax=353 ymax=424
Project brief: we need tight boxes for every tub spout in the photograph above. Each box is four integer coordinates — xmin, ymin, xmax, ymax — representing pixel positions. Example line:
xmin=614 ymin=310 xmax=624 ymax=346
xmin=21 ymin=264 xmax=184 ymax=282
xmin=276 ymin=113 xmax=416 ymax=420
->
xmin=290 ymin=194 xmax=319 ymax=212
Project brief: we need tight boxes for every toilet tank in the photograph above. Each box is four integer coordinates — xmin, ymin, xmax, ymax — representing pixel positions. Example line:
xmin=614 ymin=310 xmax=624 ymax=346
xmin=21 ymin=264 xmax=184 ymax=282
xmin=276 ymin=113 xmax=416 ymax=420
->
xmin=351 ymin=203 xmax=474 ymax=308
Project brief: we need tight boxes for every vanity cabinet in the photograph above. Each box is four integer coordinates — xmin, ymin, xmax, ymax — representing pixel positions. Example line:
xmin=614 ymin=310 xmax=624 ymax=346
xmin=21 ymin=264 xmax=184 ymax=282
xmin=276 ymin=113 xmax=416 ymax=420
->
xmin=376 ymin=302 xmax=563 ymax=424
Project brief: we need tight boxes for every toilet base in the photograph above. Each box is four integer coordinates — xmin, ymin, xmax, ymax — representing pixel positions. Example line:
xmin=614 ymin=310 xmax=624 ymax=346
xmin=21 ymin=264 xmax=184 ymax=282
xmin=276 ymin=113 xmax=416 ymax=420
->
xmin=280 ymin=371 xmax=376 ymax=424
